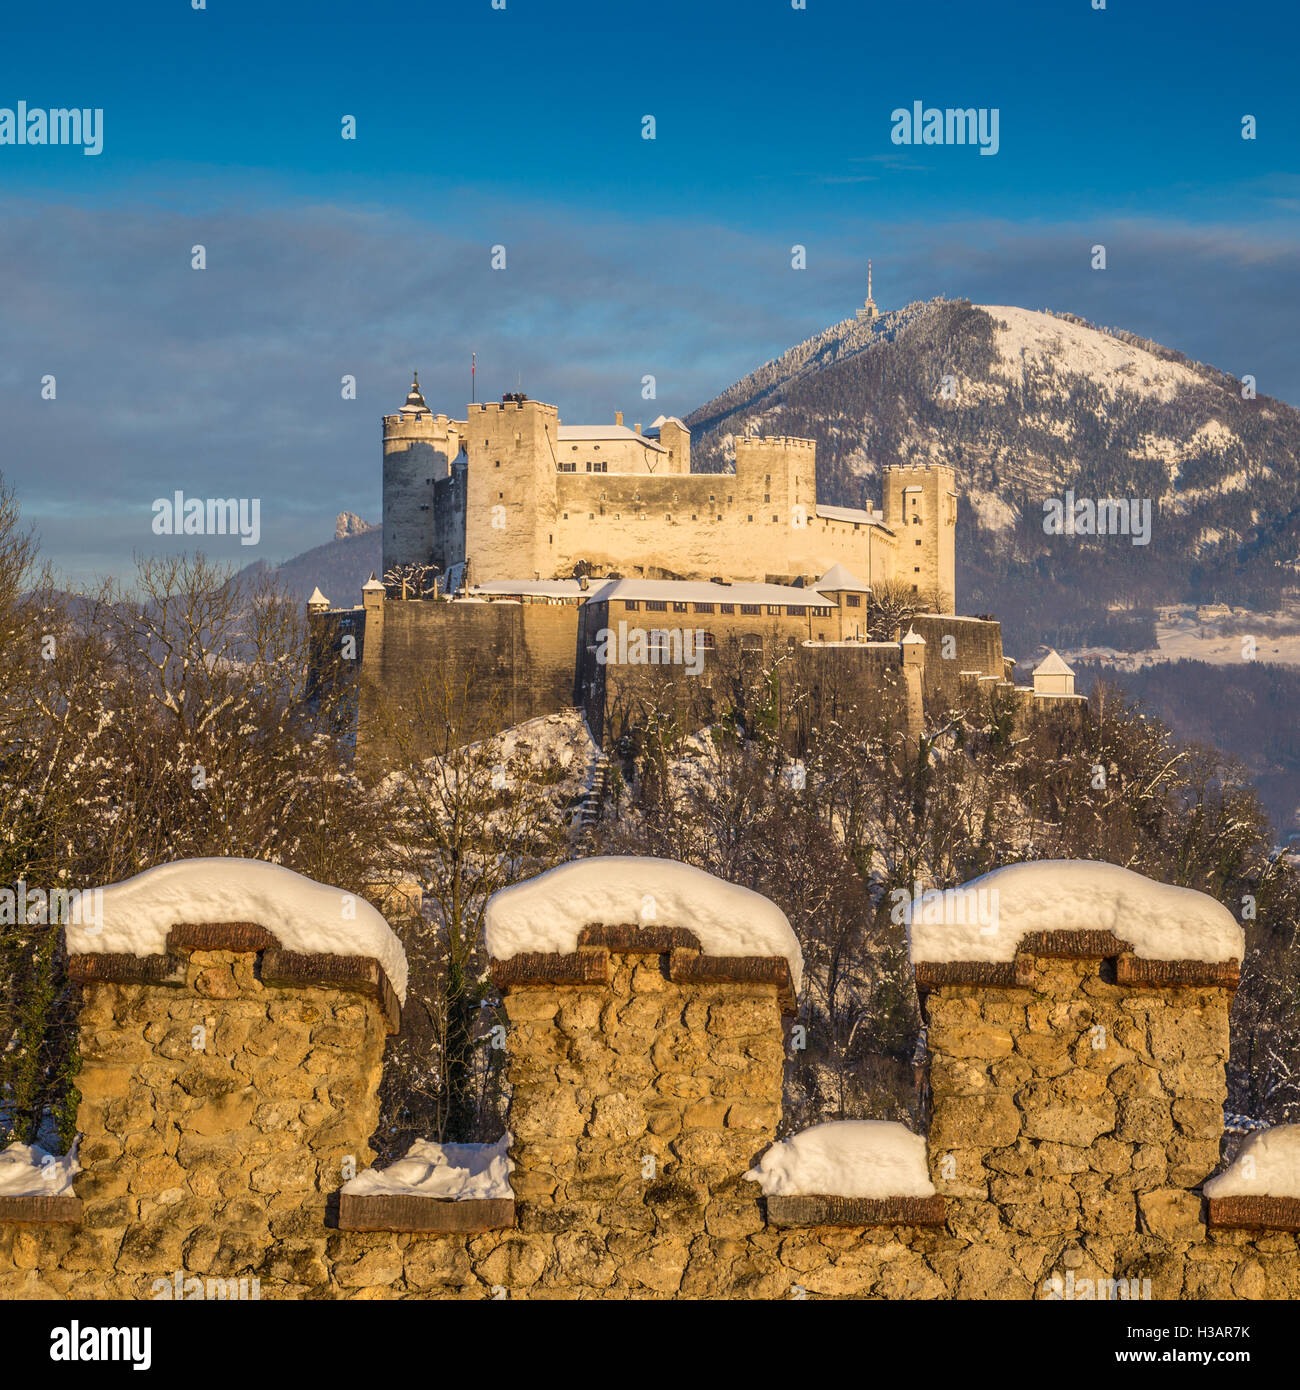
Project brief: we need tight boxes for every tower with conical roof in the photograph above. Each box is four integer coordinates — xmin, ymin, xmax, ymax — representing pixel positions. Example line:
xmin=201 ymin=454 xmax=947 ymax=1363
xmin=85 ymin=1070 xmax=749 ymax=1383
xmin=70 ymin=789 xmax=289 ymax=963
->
xmin=382 ymin=371 xmax=465 ymax=580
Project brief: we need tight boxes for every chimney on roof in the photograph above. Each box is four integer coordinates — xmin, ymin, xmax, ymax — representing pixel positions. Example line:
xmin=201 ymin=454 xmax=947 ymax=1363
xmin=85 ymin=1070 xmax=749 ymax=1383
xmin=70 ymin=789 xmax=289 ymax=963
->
xmin=634 ymin=423 xmax=641 ymax=435
xmin=615 ymin=411 xmax=624 ymax=427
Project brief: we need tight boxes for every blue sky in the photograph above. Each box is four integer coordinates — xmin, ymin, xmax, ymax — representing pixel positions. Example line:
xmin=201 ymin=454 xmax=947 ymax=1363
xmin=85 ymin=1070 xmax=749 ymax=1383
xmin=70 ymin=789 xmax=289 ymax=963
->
xmin=1 ymin=0 xmax=1297 ymax=581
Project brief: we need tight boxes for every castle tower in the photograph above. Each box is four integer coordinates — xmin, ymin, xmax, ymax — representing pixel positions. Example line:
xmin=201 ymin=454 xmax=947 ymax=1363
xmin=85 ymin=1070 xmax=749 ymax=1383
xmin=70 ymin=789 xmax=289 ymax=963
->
xmin=382 ymin=373 xmax=462 ymax=579
xmin=882 ymin=464 xmax=957 ymax=613
xmin=464 ymin=394 xmax=560 ymax=582
xmin=734 ymin=435 xmax=817 ymax=568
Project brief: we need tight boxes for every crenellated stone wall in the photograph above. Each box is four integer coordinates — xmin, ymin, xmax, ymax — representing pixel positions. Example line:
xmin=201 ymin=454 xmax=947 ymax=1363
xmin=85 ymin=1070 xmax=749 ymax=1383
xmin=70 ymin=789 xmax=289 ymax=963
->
xmin=2 ymin=893 xmax=1298 ymax=1300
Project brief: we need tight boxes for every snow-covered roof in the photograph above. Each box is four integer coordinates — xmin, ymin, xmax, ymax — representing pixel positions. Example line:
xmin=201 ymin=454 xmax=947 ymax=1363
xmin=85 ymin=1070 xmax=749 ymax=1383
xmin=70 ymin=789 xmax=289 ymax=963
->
xmin=647 ymin=414 xmax=686 ymax=431
xmin=816 ymin=504 xmax=884 ymax=528
xmin=66 ymin=858 xmax=409 ymax=1002
xmin=1204 ymin=1125 xmax=1300 ymax=1198
xmin=745 ymin=1121 xmax=935 ymax=1199
xmin=469 ymin=579 xmax=599 ymax=600
xmin=816 ymin=562 xmax=870 ymax=593
xmin=1034 ymin=648 xmax=1075 ymax=676
xmin=307 ymin=586 xmax=330 ymax=607
xmin=362 ymin=572 xmax=386 ymax=593
xmin=557 ymin=424 xmax=666 ymax=452
xmin=586 ymin=578 xmax=834 ymax=610
xmin=342 ymin=1133 xmax=513 ymax=1201
xmin=485 ymin=855 xmax=803 ymax=992
xmin=906 ymin=860 xmax=1244 ymax=965
xmin=900 ymin=627 xmax=926 ymax=646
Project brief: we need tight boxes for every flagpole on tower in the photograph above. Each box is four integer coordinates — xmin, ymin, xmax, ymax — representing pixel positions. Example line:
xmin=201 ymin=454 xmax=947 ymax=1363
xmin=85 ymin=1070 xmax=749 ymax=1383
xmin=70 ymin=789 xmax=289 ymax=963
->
xmin=471 ymin=351 xmax=476 ymax=404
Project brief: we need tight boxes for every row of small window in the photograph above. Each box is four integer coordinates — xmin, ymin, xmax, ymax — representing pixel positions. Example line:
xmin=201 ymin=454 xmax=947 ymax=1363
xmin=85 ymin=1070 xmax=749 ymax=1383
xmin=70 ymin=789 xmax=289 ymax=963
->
xmin=564 ymin=512 xmax=782 ymax=523
xmin=557 ymin=462 xmax=608 ymax=472
xmin=631 ymin=633 xmax=774 ymax=652
xmin=624 ymin=601 xmax=814 ymax=617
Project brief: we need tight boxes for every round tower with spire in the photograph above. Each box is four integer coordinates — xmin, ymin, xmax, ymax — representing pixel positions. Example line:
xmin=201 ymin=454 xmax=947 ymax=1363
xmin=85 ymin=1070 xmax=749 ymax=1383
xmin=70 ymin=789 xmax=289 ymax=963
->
xmin=382 ymin=371 xmax=464 ymax=580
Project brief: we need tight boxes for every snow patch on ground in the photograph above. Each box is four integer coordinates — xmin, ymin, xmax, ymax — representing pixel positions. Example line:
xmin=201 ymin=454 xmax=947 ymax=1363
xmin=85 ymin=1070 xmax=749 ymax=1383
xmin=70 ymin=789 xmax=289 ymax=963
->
xmin=0 ymin=1139 xmax=79 ymax=1197
xmin=66 ymin=858 xmax=409 ymax=1003
xmin=982 ymin=306 xmax=1202 ymax=402
xmin=907 ymin=860 xmax=1243 ymax=964
xmin=342 ymin=1134 xmax=513 ymax=1200
xmin=485 ymin=855 xmax=803 ymax=992
xmin=1204 ymin=1125 xmax=1300 ymax=1198
xmin=968 ymin=488 xmax=1018 ymax=532
xmin=745 ymin=1121 xmax=935 ymax=1198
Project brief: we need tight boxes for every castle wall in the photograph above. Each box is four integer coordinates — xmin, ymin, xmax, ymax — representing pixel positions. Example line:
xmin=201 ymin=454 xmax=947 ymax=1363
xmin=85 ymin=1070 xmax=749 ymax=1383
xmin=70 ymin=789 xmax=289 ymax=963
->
xmin=358 ymin=598 xmax=580 ymax=759
xmin=4 ymin=881 xmax=1296 ymax=1301
xmin=907 ymin=614 xmax=1005 ymax=704
xmin=551 ymin=472 xmax=899 ymax=585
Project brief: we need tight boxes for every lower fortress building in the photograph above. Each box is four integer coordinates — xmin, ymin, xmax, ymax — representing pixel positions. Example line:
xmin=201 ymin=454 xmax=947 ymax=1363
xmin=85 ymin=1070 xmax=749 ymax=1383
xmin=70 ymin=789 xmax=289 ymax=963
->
xmin=312 ymin=378 xmax=1083 ymax=758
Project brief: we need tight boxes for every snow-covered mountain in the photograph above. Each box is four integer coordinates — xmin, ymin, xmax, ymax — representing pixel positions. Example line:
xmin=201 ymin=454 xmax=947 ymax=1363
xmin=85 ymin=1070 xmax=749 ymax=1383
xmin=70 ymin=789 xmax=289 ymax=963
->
xmin=686 ymin=298 xmax=1300 ymax=660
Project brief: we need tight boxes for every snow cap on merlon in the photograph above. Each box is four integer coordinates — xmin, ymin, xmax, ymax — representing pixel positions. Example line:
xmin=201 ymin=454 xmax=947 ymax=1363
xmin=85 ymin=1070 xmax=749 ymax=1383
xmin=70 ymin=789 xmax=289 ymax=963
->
xmin=485 ymin=855 xmax=803 ymax=993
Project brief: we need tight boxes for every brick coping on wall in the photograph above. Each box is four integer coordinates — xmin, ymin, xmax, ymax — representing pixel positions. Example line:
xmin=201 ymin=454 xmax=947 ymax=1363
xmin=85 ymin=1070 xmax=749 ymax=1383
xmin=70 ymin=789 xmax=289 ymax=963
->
xmin=913 ymin=929 xmax=1240 ymax=992
xmin=1206 ymin=1196 xmax=1300 ymax=1233
xmin=0 ymin=1195 xmax=82 ymax=1225
xmin=489 ymin=922 xmax=799 ymax=1012
xmin=337 ymin=1193 xmax=516 ymax=1233
xmin=66 ymin=920 xmax=402 ymax=1033
xmin=765 ymin=1194 xmax=947 ymax=1228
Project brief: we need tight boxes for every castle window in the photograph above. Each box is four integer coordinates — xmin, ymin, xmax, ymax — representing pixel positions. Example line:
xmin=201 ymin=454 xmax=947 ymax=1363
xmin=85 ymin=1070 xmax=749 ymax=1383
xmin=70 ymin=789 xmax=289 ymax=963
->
xmin=728 ymin=496 xmax=734 ymax=504
xmin=624 ymin=600 xmax=640 ymax=611
xmin=589 ymin=513 xmax=595 ymax=520
xmin=742 ymin=633 xmax=762 ymax=650
xmin=913 ymin=516 xmax=921 ymax=525
xmin=767 ymin=605 xmax=781 ymax=615
xmin=691 ymin=514 xmax=697 ymax=521
xmin=787 ymin=605 xmax=806 ymax=617
xmin=740 ymin=604 xmax=761 ymax=616
xmin=419 ymin=504 xmax=430 ymax=511
xmin=563 ymin=512 xmax=569 ymax=519
xmin=701 ymin=632 xmax=716 ymax=649
xmin=916 ymin=538 xmax=923 ymax=546
xmin=571 ymin=444 xmax=579 ymax=450
xmin=720 ymin=603 xmax=735 ymax=614
xmin=693 ymin=602 xmax=714 ymax=613
xmin=763 ymin=494 xmax=770 ymax=503
xmin=645 ymin=600 xmax=667 ymax=612
xmin=672 ymin=602 xmax=688 ymax=613
xmin=709 ymin=495 xmax=715 ymax=502
xmin=746 ymin=514 xmax=754 ymax=523
xmin=912 ymin=584 xmax=919 ymax=592
xmin=495 ymin=460 xmax=500 ymax=467
xmin=914 ymin=566 xmax=921 ymax=573
xmin=772 ymin=515 xmax=778 ymax=523
xmin=846 ymin=594 xmax=861 ymax=608
xmin=765 ymin=474 xmax=771 ymax=483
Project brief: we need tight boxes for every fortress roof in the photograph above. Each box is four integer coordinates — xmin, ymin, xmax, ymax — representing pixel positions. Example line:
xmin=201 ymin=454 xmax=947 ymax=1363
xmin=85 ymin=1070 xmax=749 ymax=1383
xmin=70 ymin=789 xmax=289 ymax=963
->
xmin=816 ymin=562 xmax=871 ymax=593
xmin=587 ymin=577 xmax=835 ymax=610
xmin=816 ymin=504 xmax=886 ymax=528
xmin=557 ymin=424 xmax=667 ymax=452
xmin=1033 ymin=648 xmax=1075 ymax=676
xmin=470 ymin=579 xmax=596 ymax=600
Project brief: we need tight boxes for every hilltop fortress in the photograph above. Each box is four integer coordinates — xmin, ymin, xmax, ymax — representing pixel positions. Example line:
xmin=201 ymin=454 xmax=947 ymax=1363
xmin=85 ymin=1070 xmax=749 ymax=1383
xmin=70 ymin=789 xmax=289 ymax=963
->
xmin=382 ymin=377 xmax=957 ymax=608
xmin=310 ymin=373 xmax=1081 ymax=759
